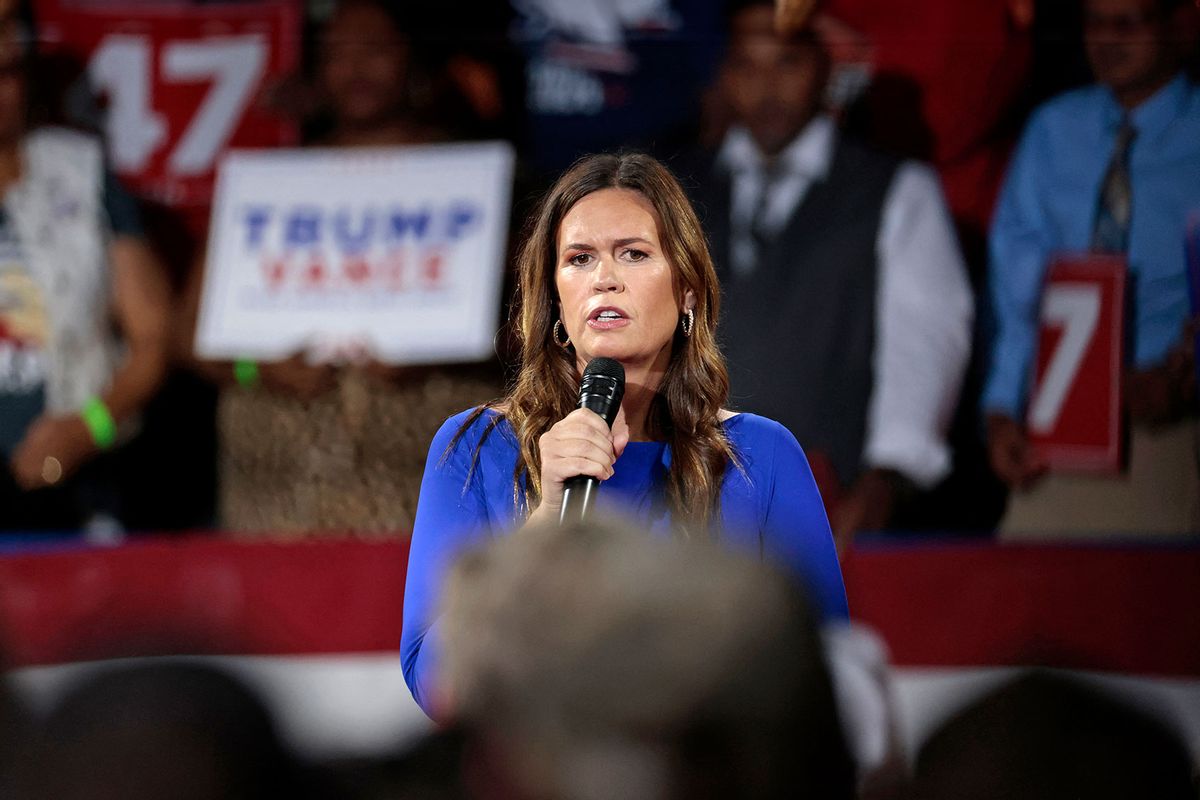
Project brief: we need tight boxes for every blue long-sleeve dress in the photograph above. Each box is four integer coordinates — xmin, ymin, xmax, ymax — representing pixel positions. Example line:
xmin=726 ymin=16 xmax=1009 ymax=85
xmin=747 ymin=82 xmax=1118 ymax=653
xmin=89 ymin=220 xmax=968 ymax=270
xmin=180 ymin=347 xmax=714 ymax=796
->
xmin=401 ymin=408 xmax=849 ymax=717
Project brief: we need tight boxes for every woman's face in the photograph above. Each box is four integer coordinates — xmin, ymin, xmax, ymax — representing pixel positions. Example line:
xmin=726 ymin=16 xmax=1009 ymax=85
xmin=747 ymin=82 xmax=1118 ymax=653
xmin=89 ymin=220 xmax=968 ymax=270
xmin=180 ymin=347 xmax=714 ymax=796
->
xmin=554 ymin=187 xmax=695 ymax=375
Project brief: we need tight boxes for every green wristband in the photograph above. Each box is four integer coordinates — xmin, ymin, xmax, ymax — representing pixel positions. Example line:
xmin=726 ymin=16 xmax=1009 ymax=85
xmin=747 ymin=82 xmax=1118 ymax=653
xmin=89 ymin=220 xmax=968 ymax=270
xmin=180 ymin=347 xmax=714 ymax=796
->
xmin=81 ymin=395 xmax=117 ymax=450
xmin=234 ymin=358 xmax=260 ymax=388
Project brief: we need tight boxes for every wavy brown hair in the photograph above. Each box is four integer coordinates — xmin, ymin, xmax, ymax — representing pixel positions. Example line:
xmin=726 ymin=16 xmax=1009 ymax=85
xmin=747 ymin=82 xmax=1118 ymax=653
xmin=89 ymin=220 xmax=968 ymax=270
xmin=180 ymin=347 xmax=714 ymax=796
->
xmin=461 ymin=153 xmax=735 ymax=530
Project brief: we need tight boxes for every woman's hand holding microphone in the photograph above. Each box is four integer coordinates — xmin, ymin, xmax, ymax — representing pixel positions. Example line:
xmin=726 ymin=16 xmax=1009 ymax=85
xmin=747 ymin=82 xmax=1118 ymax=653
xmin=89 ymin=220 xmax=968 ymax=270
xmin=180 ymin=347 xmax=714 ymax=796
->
xmin=527 ymin=406 xmax=629 ymax=525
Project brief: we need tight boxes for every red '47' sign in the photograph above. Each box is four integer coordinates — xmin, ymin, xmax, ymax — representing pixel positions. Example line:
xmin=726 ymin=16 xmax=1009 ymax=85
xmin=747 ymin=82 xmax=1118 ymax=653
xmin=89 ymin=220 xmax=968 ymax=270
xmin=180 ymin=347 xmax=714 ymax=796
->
xmin=35 ymin=0 xmax=299 ymax=209
xmin=1026 ymin=255 xmax=1127 ymax=473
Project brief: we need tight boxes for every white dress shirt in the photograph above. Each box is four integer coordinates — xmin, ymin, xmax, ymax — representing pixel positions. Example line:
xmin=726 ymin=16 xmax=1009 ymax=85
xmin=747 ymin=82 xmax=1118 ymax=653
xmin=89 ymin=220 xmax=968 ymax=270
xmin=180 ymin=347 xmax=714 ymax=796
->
xmin=717 ymin=117 xmax=973 ymax=488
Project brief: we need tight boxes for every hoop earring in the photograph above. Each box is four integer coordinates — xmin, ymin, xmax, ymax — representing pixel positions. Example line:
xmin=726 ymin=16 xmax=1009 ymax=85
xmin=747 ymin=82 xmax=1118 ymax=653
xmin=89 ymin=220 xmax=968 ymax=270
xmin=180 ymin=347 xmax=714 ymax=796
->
xmin=553 ymin=319 xmax=571 ymax=348
xmin=680 ymin=308 xmax=695 ymax=338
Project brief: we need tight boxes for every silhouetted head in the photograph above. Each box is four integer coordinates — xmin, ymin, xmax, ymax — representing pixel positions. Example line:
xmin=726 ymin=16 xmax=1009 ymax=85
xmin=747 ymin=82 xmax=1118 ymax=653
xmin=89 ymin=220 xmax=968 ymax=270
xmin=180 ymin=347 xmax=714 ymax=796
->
xmin=441 ymin=516 xmax=856 ymax=800
xmin=912 ymin=670 xmax=1196 ymax=800
xmin=23 ymin=662 xmax=300 ymax=800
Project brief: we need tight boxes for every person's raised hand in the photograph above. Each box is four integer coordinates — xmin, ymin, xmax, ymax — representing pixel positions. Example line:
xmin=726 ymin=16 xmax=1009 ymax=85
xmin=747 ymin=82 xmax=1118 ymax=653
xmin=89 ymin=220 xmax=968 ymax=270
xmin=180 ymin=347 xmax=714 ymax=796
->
xmin=529 ymin=406 xmax=628 ymax=523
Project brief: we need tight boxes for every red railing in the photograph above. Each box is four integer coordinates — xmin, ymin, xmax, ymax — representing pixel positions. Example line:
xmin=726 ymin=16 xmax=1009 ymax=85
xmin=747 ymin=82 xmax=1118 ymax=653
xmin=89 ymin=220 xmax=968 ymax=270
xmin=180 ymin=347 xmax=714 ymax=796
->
xmin=1 ymin=535 xmax=1196 ymax=677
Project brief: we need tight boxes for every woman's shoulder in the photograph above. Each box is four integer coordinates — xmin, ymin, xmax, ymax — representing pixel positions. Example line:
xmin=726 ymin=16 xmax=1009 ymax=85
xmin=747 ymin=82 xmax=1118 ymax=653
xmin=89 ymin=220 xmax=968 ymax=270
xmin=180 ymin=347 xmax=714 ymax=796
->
xmin=720 ymin=411 xmax=796 ymax=446
xmin=436 ymin=405 xmax=505 ymax=438
xmin=720 ymin=412 xmax=810 ymax=482
xmin=431 ymin=406 xmax=513 ymax=458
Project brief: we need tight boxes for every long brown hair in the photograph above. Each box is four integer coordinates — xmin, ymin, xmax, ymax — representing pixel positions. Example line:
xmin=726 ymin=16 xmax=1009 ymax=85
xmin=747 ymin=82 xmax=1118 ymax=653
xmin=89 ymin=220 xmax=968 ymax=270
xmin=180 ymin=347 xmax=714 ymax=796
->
xmin=462 ymin=152 xmax=735 ymax=530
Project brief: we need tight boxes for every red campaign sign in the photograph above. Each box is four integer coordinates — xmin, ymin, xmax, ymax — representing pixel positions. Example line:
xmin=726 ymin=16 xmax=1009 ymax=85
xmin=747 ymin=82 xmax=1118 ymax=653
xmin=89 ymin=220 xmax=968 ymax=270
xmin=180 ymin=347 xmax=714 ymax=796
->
xmin=35 ymin=0 xmax=300 ymax=210
xmin=1026 ymin=255 xmax=1127 ymax=473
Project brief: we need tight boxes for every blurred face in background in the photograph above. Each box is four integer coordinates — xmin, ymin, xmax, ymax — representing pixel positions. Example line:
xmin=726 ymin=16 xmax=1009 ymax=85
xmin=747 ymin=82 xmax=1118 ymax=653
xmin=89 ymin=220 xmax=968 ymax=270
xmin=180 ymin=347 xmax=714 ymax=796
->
xmin=720 ymin=5 xmax=829 ymax=157
xmin=0 ymin=21 xmax=26 ymax=145
xmin=1084 ymin=0 xmax=1181 ymax=107
xmin=318 ymin=1 xmax=409 ymax=129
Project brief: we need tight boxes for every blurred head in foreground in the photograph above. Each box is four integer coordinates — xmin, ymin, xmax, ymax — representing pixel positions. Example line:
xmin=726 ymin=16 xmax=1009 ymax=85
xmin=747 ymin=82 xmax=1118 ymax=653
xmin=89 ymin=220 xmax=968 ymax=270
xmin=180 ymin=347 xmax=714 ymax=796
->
xmin=20 ymin=662 xmax=301 ymax=800
xmin=440 ymin=517 xmax=855 ymax=800
xmin=911 ymin=670 xmax=1196 ymax=800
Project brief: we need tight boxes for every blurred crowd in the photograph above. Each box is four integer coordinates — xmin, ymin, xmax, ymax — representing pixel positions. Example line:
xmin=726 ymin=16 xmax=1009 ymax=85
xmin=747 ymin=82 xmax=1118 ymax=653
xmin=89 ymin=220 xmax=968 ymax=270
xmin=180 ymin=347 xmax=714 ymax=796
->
xmin=0 ymin=517 xmax=1196 ymax=799
xmin=0 ymin=0 xmax=1197 ymax=542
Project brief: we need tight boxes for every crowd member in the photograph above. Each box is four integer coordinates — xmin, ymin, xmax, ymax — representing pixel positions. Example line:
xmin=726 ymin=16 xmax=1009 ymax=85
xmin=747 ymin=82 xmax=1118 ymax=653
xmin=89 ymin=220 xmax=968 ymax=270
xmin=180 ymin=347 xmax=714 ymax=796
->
xmin=178 ymin=0 xmax=502 ymax=534
xmin=910 ymin=670 xmax=1196 ymax=799
xmin=684 ymin=0 xmax=973 ymax=547
xmin=0 ymin=16 xmax=170 ymax=532
xmin=439 ymin=517 xmax=857 ymax=800
xmin=813 ymin=0 xmax=1035 ymax=532
xmin=984 ymin=0 xmax=1200 ymax=533
xmin=303 ymin=1 xmax=458 ymax=147
xmin=402 ymin=152 xmax=848 ymax=717
xmin=15 ymin=662 xmax=309 ymax=799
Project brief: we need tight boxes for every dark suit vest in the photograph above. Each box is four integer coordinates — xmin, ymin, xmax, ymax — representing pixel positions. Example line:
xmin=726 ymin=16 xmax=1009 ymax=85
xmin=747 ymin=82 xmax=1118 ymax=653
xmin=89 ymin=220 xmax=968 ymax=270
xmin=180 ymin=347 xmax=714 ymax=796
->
xmin=698 ymin=139 xmax=899 ymax=487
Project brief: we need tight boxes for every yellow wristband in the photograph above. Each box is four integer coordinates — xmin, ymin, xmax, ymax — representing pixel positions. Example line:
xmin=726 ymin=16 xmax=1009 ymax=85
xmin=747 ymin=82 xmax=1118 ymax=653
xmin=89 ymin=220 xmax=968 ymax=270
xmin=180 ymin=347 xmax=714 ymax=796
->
xmin=81 ymin=396 xmax=117 ymax=450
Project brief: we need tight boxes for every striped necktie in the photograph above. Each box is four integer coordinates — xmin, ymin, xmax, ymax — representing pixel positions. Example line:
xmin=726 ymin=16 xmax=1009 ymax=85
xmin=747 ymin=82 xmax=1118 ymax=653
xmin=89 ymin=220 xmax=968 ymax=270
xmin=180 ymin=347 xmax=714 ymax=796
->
xmin=1091 ymin=118 xmax=1137 ymax=254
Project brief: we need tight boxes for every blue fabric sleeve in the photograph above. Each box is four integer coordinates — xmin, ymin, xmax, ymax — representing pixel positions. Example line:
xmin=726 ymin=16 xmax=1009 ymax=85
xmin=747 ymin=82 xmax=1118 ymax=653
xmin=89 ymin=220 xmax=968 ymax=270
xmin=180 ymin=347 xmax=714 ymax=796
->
xmin=757 ymin=421 xmax=850 ymax=621
xmin=982 ymin=109 xmax=1056 ymax=418
xmin=401 ymin=411 xmax=493 ymax=719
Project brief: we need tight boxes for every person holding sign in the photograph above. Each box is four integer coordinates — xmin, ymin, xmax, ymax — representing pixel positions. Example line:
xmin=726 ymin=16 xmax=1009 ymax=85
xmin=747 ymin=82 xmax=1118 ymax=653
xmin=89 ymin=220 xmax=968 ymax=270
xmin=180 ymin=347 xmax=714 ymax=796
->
xmin=984 ymin=0 xmax=1200 ymax=534
xmin=401 ymin=153 xmax=847 ymax=718
xmin=0 ymin=17 xmax=170 ymax=531
xmin=179 ymin=0 xmax=504 ymax=534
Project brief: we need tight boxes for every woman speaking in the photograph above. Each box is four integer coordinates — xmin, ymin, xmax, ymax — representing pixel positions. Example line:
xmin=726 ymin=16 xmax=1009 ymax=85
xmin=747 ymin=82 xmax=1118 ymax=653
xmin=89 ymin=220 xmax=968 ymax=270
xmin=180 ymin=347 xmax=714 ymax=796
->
xmin=401 ymin=153 xmax=847 ymax=717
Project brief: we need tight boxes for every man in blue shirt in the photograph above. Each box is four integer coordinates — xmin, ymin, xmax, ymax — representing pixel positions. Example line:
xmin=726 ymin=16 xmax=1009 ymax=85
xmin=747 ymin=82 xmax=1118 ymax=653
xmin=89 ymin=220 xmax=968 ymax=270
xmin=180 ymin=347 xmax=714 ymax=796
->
xmin=985 ymin=0 xmax=1200 ymax=532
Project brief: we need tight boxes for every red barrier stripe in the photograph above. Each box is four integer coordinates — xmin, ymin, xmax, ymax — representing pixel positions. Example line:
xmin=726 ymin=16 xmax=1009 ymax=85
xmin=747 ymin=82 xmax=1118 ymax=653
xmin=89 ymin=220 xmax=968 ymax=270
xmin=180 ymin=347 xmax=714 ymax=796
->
xmin=1 ymin=536 xmax=1197 ymax=677
xmin=0 ymin=536 xmax=409 ymax=667
xmin=842 ymin=541 xmax=1200 ymax=677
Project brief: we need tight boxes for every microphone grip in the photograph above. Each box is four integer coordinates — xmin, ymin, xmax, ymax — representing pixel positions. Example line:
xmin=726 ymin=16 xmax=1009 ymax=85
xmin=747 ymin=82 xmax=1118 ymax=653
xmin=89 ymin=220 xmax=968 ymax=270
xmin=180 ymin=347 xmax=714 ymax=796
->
xmin=557 ymin=361 xmax=624 ymax=526
xmin=559 ymin=475 xmax=599 ymax=525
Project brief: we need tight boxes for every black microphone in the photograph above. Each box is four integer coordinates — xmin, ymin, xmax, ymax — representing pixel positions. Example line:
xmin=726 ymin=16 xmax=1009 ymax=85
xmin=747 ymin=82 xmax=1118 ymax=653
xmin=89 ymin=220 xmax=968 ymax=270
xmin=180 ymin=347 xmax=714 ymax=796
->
xmin=559 ymin=357 xmax=625 ymax=525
